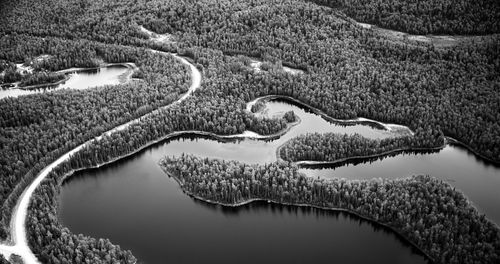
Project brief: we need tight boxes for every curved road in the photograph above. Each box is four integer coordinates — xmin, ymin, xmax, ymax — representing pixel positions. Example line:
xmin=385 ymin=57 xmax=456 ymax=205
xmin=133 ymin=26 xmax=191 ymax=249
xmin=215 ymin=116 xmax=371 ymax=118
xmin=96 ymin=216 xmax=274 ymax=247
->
xmin=0 ymin=47 xmax=201 ymax=263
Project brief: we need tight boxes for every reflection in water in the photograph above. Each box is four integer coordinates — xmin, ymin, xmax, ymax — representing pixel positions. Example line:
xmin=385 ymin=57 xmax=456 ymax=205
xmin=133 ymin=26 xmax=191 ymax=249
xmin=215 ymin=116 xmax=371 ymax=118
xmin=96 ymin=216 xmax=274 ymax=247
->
xmin=301 ymin=144 xmax=500 ymax=225
xmin=0 ymin=65 xmax=129 ymax=100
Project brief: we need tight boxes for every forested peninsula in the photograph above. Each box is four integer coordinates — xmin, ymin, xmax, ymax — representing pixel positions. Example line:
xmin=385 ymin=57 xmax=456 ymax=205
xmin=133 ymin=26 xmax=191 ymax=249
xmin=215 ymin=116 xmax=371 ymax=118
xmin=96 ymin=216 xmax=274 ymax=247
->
xmin=160 ymin=155 xmax=500 ymax=264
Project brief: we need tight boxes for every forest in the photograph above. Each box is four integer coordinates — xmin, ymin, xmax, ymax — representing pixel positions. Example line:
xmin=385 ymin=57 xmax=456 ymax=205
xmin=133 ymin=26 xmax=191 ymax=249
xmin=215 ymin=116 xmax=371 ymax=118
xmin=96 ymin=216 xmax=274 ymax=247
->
xmin=279 ymin=131 xmax=443 ymax=162
xmin=311 ymin=0 xmax=500 ymax=35
xmin=160 ymin=154 xmax=500 ymax=264
xmin=1 ymin=0 xmax=499 ymax=161
xmin=0 ymin=0 xmax=499 ymax=263
xmin=0 ymin=61 xmax=67 ymax=88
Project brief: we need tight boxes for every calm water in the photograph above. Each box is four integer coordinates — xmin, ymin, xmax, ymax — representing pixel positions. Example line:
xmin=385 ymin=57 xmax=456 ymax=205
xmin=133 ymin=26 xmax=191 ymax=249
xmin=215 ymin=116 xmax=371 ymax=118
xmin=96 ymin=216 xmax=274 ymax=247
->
xmin=0 ymin=66 xmax=129 ymax=100
xmin=60 ymin=138 xmax=428 ymax=264
xmin=301 ymin=144 xmax=500 ymax=225
xmin=59 ymin=100 xmax=437 ymax=264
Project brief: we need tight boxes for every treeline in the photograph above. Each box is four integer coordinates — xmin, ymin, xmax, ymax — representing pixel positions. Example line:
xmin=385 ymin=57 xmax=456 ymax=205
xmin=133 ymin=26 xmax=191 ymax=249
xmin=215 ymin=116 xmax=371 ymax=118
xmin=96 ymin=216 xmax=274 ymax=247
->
xmin=28 ymin=174 xmax=137 ymax=264
xmin=311 ymin=0 xmax=500 ymax=35
xmin=280 ymin=130 xmax=443 ymax=162
xmin=160 ymin=154 xmax=500 ymax=264
xmin=0 ymin=35 xmax=191 ymax=238
xmin=18 ymin=72 xmax=66 ymax=87
xmin=3 ymin=36 xmax=138 ymax=72
xmin=0 ymin=34 xmax=138 ymax=86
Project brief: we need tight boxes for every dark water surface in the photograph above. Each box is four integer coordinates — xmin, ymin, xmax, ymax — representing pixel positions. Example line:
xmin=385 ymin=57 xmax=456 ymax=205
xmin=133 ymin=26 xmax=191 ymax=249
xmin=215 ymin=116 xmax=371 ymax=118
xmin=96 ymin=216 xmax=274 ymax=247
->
xmin=0 ymin=65 xmax=128 ymax=99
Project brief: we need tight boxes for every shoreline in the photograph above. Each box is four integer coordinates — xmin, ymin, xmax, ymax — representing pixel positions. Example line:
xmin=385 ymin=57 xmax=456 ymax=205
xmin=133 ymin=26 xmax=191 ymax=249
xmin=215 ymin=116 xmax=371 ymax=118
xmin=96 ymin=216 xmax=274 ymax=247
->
xmin=59 ymin=120 xmax=303 ymax=186
xmin=247 ymin=95 xmax=414 ymax=135
xmin=161 ymin=168 xmax=435 ymax=263
xmin=283 ymin=144 xmax=445 ymax=167
xmin=19 ymin=62 xmax=138 ymax=91
xmin=250 ymin=94 xmax=499 ymax=165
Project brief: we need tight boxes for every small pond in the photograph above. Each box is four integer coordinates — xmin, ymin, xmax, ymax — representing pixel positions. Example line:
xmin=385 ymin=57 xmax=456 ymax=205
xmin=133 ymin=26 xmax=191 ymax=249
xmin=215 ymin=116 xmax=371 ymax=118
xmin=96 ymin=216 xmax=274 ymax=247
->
xmin=0 ymin=65 xmax=130 ymax=100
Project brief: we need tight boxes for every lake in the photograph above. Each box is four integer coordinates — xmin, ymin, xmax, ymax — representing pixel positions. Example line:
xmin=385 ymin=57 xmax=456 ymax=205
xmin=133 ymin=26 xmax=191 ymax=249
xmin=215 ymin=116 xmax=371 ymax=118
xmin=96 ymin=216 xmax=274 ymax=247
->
xmin=60 ymin=99 xmax=494 ymax=264
xmin=59 ymin=132 xmax=429 ymax=264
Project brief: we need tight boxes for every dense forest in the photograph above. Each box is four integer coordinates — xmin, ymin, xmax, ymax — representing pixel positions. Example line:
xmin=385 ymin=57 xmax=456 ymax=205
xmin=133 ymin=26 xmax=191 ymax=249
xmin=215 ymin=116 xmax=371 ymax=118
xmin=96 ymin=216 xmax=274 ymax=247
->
xmin=0 ymin=0 xmax=499 ymax=263
xmin=17 ymin=72 xmax=66 ymax=88
xmin=0 ymin=62 xmax=66 ymax=88
xmin=0 ymin=35 xmax=191 ymax=239
xmin=0 ymin=61 xmax=22 ymax=84
xmin=160 ymin=155 xmax=500 ymax=264
xmin=311 ymin=0 xmax=500 ymax=35
xmin=279 ymin=131 xmax=443 ymax=162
